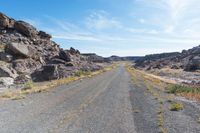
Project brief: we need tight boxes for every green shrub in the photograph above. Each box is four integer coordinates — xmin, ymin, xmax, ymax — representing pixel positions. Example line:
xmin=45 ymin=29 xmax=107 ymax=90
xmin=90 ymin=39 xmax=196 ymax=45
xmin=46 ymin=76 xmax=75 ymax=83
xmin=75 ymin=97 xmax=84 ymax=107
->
xmin=170 ymin=102 xmax=184 ymax=111
xmin=167 ymin=85 xmax=200 ymax=94
xmin=23 ymin=81 xmax=33 ymax=90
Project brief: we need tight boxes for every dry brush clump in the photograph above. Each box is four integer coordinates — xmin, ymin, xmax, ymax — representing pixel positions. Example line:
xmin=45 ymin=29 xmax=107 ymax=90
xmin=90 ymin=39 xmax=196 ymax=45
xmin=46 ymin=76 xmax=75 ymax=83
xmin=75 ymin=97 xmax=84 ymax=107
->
xmin=169 ymin=102 xmax=184 ymax=111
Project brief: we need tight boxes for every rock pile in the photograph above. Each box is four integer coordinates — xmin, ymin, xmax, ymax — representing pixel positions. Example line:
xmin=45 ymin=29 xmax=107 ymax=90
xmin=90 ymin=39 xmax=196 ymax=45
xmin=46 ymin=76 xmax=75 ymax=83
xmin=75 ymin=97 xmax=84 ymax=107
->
xmin=0 ymin=12 xmax=103 ymax=87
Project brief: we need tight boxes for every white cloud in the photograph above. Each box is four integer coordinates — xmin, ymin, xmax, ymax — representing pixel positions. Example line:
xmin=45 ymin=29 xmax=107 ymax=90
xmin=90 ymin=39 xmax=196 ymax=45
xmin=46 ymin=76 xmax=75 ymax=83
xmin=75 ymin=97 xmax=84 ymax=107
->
xmin=127 ymin=28 xmax=158 ymax=34
xmin=85 ymin=10 xmax=122 ymax=30
xmin=138 ymin=18 xmax=145 ymax=24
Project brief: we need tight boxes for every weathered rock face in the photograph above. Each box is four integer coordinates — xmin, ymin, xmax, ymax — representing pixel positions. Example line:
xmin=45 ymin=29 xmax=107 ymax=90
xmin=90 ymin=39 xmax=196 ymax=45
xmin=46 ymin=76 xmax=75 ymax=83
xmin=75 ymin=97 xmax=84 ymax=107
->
xmin=0 ymin=12 xmax=105 ymax=86
xmin=6 ymin=42 xmax=32 ymax=58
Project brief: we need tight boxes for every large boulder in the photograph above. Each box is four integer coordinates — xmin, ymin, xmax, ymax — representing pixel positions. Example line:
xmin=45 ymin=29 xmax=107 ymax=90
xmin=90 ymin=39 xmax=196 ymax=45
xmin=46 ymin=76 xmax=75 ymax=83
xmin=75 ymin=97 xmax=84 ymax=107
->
xmin=14 ymin=21 xmax=38 ymax=38
xmin=38 ymin=31 xmax=52 ymax=40
xmin=0 ymin=63 xmax=18 ymax=78
xmin=6 ymin=42 xmax=31 ymax=58
xmin=59 ymin=50 xmax=71 ymax=62
xmin=0 ymin=13 xmax=14 ymax=28
xmin=31 ymin=64 xmax=59 ymax=81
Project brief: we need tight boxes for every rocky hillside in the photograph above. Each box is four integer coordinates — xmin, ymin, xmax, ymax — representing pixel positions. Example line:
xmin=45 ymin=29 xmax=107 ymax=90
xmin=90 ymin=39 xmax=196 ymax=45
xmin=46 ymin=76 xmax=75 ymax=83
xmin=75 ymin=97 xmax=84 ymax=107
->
xmin=0 ymin=12 xmax=104 ymax=87
xmin=134 ymin=45 xmax=200 ymax=72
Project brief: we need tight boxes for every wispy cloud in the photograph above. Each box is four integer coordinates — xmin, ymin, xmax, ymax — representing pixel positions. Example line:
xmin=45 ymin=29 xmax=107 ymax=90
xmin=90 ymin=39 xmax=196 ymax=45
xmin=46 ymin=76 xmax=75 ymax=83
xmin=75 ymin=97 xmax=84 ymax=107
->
xmin=85 ymin=10 xmax=122 ymax=30
xmin=20 ymin=1 xmax=200 ymax=56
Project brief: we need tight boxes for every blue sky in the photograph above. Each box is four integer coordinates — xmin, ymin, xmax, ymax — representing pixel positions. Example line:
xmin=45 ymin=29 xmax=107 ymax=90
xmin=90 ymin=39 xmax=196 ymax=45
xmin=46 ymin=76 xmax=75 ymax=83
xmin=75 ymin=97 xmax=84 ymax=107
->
xmin=1 ymin=0 xmax=200 ymax=56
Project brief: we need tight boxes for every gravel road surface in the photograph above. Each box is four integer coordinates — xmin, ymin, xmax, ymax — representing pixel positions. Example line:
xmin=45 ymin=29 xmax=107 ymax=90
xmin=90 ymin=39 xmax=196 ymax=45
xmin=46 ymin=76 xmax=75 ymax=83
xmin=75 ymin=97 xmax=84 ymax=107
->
xmin=0 ymin=65 xmax=199 ymax=133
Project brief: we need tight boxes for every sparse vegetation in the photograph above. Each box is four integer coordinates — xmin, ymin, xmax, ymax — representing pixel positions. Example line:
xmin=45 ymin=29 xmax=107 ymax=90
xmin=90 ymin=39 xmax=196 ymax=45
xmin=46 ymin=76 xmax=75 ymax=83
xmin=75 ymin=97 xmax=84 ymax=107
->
xmin=167 ymin=85 xmax=200 ymax=94
xmin=23 ymin=81 xmax=34 ymax=90
xmin=127 ymin=64 xmax=168 ymax=133
xmin=74 ymin=70 xmax=91 ymax=77
xmin=1 ymin=91 xmax=25 ymax=100
xmin=167 ymin=84 xmax=200 ymax=101
xmin=170 ymin=102 xmax=184 ymax=111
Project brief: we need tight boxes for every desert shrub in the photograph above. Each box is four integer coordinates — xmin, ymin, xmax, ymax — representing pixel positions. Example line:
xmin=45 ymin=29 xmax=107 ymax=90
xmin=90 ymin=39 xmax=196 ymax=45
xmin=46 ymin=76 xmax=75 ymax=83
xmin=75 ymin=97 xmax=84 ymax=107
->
xmin=170 ymin=102 xmax=184 ymax=111
xmin=23 ymin=81 xmax=34 ymax=90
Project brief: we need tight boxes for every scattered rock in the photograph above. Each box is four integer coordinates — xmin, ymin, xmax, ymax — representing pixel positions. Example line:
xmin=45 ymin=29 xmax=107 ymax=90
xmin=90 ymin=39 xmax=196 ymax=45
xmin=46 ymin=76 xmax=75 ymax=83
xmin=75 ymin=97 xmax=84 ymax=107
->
xmin=13 ymin=58 xmax=42 ymax=74
xmin=0 ymin=77 xmax=14 ymax=86
xmin=0 ymin=63 xmax=18 ymax=78
xmin=14 ymin=74 xmax=31 ymax=84
xmin=0 ymin=52 xmax=13 ymax=62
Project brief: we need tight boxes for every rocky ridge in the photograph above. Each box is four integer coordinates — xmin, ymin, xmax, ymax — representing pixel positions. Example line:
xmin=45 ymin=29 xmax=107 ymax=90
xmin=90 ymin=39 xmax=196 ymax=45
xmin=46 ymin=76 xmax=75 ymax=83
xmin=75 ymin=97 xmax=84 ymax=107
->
xmin=134 ymin=46 xmax=200 ymax=86
xmin=134 ymin=46 xmax=200 ymax=71
xmin=0 ymin=12 xmax=104 ymax=88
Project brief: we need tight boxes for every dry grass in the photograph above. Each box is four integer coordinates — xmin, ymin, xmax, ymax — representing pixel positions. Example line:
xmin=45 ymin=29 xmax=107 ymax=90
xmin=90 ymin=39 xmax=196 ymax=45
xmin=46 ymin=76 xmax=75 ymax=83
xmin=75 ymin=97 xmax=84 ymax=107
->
xmin=1 ymin=91 xmax=25 ymax=100
xmin=0 ymin=64 xmax=117 ymax=100
xmin=179 ymin=93 xmax=200 ymax=102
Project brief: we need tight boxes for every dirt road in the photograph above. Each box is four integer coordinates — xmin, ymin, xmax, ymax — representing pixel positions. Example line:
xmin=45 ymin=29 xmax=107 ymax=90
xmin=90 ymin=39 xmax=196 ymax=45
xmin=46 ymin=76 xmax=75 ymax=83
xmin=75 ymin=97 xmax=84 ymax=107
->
xmin=0 ymin=65 xmax=199 ymax=133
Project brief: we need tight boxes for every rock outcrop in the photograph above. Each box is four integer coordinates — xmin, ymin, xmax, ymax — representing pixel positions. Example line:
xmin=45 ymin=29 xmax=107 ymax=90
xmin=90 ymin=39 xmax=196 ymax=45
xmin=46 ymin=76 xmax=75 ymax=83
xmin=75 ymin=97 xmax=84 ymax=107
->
xmin=0 ymin=12 xmax=104 ymax=87
xmin=134 ymin=45 xmax=200 ymax=72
